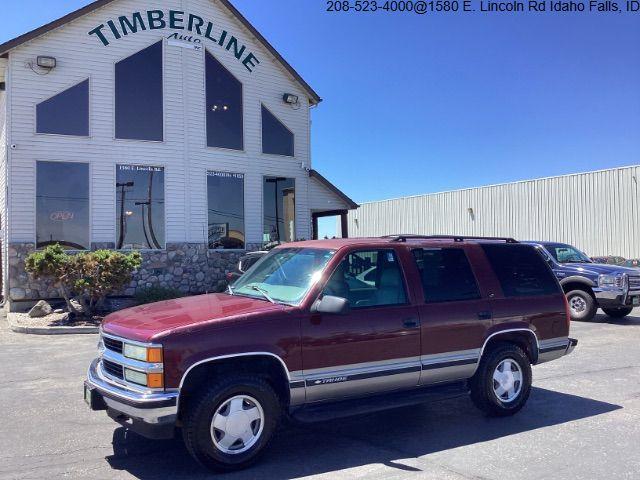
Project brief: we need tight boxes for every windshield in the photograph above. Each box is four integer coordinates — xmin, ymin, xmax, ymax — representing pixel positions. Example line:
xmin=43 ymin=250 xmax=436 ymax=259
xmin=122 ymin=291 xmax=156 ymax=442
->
xmin=231 ymin=248 xmax=335 ymax=305
xmin=543 ymin=244 xmax=592 ymax=264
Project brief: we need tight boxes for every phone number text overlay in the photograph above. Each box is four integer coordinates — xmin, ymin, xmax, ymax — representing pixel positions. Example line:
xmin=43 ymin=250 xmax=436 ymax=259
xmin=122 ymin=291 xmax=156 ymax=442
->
xmin=326 ymin=0 xmax=640 ymax=14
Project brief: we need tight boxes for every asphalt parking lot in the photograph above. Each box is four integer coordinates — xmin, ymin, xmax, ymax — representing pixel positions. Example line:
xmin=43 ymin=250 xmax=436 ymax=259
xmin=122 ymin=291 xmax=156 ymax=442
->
xmin=1 ymin=312 xmax=639 ymax=480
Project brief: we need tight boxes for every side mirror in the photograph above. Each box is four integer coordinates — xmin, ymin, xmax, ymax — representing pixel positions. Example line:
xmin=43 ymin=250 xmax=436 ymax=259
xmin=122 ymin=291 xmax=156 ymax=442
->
xmin=312 ymin=295 xmax=350 ymax=315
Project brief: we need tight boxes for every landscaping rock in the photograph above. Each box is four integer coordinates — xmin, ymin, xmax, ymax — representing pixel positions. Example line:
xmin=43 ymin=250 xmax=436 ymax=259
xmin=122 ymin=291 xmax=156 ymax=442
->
xmin=28 ymin=300 xmax=53 ymax=318
xmin=70 ymin=297 xmax=86 ymax=314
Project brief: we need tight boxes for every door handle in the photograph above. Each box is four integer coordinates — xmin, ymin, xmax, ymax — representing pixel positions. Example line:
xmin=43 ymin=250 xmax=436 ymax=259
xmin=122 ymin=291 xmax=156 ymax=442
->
xmin=403 ymin=318 xmax=420 ymax=329
xmin=477 ymin=311 xmax=492 ymax=320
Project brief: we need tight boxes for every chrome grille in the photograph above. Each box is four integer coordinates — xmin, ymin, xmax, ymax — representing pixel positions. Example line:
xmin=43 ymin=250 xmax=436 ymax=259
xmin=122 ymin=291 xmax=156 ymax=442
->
xmin=103 ymin=336 xmax=123 ymax=354
xmin=629 ymin=276 xmax=640 ymax=292
xmin=102 ymin=359 xmax=124 ymax=379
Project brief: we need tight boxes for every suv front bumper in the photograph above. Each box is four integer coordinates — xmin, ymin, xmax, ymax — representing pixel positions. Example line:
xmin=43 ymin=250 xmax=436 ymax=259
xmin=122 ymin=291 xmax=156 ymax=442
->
xmin=84 ymin=358 xmax=178 ymax=439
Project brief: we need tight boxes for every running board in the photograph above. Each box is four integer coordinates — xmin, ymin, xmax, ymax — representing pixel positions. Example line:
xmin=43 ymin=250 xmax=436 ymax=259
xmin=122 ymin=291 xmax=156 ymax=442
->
xmin=290 ymin=381 xmax=469 ymax=423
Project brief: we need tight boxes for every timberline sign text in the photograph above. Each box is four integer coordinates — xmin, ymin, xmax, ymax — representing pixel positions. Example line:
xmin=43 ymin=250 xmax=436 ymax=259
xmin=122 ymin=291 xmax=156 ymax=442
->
xmin=88 ymin=10 xmax=261 ymax=72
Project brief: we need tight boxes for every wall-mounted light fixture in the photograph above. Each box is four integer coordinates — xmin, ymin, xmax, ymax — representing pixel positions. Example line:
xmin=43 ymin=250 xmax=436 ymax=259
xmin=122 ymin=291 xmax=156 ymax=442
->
xmin=36 ymin=56 xmax=57 ymax=69
xmin=283 ymin=93 xmax=299 ymax=105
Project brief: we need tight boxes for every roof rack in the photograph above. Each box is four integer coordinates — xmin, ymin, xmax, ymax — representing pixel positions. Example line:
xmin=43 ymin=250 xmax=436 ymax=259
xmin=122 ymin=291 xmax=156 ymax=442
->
xmin=386 ymin=235 xmax=519 ymax=244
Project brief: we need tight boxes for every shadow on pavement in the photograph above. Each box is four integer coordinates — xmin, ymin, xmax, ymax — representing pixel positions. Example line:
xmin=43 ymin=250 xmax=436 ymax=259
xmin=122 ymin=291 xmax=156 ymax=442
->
xmin=105 ymin=387 xmax=620 ymax=479
xmin=591 ymin=313 xmax=640 ymax=326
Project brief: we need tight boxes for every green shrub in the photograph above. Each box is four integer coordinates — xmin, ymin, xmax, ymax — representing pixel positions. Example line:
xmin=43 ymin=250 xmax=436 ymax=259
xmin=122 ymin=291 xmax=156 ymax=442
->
xmin=134 ymin=286 xmax=184 ymax=305
xmin=25 ymin=244 xmax=77 ymax=314
xmin=74 ymin=250 xmax=142 ymax=315
xmin=25 ymin=245 xmax=142 ymax=317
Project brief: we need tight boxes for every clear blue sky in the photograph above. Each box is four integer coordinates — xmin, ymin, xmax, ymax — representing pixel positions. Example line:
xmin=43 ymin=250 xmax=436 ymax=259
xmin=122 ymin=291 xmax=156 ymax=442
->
xmin=2 ymin=1 xmax=639 ymax=238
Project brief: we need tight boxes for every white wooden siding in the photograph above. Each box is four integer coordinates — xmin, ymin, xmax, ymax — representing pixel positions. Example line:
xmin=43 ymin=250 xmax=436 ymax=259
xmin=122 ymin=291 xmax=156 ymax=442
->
xmin=7 ymin=0 xmax=313 ymax=246
xmin=347 ymin=166 xmax=640 ymax=258
xmin=308 ymin=176 xmax=351 ymax=212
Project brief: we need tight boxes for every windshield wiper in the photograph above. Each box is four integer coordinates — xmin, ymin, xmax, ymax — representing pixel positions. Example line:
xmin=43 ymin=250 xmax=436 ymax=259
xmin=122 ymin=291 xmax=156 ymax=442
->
xmin=246 ymin=284 xmax=276 ymax=304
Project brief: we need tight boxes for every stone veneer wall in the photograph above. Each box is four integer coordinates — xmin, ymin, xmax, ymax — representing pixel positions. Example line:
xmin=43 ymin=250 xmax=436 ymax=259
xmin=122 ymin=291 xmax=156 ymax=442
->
xmin=7 ymin=242 xmax=263 ymax=303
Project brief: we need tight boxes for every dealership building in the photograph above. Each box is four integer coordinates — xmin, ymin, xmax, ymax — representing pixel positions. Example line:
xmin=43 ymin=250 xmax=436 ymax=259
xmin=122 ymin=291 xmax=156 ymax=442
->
xmin=0 ymin=0 xmax=357 ymax=309
xmin=347 ymin=165 xmax=640 ymax=259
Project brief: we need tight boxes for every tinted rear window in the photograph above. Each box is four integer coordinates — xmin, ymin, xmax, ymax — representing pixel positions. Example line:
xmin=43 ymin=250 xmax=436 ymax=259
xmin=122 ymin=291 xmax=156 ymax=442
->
xmin=482 ymin=244 xmax=560 ymax=297
xmin=412 ymin=248 xmax=481 ymax=303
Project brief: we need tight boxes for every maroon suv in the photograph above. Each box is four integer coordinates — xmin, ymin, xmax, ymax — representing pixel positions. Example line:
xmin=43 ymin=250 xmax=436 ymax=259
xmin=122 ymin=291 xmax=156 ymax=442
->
xmin=85 ymin=235 xmax=577 ymax=471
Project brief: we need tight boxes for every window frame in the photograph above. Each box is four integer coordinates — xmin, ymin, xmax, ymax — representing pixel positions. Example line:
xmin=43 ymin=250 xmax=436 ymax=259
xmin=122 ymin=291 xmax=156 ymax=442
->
xmin=35 ymin=159 xmax=92 ymax=251
xmin=114 ymin=162 xmax=168 ymax=251
xmin=260 ymin=103 xmax=295 ymax=158
xmin=203 ymin=49 xmax=245 ymax=152
xmin=411 ymin=247 xmax=482 ymax=304
xmin=205 ymin=169 xmax=247 ymax=252
xmin=321 ymin=248 xmax=411 ymax=311
xmin=262 ymin=176 xmax=297 ymax=245
xmin=113 ymin=40 xmax=166 ymax=143
xmin=34 ymin=77 xmax=91 ymax=138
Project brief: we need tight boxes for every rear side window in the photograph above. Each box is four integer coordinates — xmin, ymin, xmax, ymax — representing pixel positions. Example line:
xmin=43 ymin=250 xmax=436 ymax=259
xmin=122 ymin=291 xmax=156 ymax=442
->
xmin=412 ymin=248 xmax=481 ymax=303
xmin=482 ymin=244 xmax=560 ymax=297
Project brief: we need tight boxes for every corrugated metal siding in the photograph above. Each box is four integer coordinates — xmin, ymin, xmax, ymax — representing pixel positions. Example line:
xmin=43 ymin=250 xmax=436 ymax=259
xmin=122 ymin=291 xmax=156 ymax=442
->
xmin=347 ymin=166 xmax=640 ymax=258
xmin=7 ymin=0 xmax=313 ymax=245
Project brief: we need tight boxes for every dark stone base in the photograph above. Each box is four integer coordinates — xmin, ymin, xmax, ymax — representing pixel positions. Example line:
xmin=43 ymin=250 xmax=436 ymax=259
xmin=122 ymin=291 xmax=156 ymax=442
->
xmin=7 ymin=242 xmax=262 ymax=304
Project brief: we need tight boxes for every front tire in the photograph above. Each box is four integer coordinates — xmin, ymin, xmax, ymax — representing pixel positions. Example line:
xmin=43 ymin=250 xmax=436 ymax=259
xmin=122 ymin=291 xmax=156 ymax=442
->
xmin=602 ymin=306 xmax=634 ymax=318
xmin=469 ymin=343 xmax=532 ymax=417
xmin=182 ymin=375 xmax=281 ymax=472
xmin=566 ymin=289 xmax=597 ymax=321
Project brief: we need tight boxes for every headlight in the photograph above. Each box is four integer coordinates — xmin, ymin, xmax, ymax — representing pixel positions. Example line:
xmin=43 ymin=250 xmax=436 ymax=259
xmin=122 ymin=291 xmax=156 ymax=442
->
xmin=123 ymin=343 xmax=163 ymax=363
xmin=598 ymin=274 xmax=625 ymax=288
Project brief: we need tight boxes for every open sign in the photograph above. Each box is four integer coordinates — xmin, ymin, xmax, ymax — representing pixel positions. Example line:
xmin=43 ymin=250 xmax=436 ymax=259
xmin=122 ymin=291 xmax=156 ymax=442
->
xmin=50 ymin=211 xmax=74 ymax=221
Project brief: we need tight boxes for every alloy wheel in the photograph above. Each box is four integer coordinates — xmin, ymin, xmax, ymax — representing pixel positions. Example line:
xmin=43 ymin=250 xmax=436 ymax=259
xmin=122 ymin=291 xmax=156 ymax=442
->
xmin=210 ymin=395 xmax=265 ymax=455
xmin=492 ymin=358 xmax=523 ymax=403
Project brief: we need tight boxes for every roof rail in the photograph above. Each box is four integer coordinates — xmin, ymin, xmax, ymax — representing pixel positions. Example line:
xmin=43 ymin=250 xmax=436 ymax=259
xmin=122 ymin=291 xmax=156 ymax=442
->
xmin=386 ymin=235 xmax=519 ymax=244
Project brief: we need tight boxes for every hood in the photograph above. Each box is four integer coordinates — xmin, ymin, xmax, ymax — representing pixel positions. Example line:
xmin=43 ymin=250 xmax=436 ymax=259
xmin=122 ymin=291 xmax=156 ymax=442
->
xmin=558 ymin=262 xmax=640 ymax=277
xmin=102 ymin=293 xmax=286 ymax=343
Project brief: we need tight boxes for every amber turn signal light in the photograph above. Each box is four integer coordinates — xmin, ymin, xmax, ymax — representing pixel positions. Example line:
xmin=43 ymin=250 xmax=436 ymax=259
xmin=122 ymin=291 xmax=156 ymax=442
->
xmin=147 ymin=372 xmax=164 ymax=388
xmin=147 ymin=347 xmax=163 ymax=363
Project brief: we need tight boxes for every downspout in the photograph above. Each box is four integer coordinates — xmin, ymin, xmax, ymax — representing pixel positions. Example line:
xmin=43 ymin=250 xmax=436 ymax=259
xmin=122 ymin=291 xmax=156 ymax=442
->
xmin=1 ymin=55 xmax=10 ymax=305
xmin=307 ymin=101 xmax=317 ymax=240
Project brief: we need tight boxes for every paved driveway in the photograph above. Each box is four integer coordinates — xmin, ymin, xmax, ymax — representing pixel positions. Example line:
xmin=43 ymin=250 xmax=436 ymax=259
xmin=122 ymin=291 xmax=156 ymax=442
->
xmin=1 ymin=313 xmax=639 ymax=480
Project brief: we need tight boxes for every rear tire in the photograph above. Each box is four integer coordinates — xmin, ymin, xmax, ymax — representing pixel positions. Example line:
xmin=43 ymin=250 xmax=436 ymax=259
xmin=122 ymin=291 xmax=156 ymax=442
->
xmin=469 ymin=343 xmax=532 ymax=417
xmin=182 ymin=375 xmax=281 ymax=472
xmin=565 ymin=289 xmax=597 ymax=322
xmin=602 ymin=307 xmax=634 ymax=318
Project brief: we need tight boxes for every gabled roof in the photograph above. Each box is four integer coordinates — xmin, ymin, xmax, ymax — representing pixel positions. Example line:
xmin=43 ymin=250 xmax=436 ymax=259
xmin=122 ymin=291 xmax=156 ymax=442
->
xmin=309 ymin=169 xmax=359 ymax=210
xmin=0 ymin=0 xmax=321 ymax=105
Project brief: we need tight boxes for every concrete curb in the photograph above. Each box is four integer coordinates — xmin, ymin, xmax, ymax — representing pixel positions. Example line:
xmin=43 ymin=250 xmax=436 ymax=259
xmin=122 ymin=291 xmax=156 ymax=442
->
xmin=7 ymin=313 xmax=99 ymax=335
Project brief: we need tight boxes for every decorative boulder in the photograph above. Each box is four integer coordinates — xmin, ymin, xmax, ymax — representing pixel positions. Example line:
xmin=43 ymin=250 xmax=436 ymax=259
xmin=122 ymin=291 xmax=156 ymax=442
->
xmin=28 ymin=300 xmax=53 ymax=318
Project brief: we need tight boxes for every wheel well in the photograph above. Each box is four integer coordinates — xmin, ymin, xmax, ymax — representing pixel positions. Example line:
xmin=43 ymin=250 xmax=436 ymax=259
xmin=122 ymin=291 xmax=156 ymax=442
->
xmin=483 ymin=331 xmax=538 ymax=364
xmin=177 ymin=355 xmax=290 ymax=421
xmin=561 ymin=281 xmax=595 ymax=298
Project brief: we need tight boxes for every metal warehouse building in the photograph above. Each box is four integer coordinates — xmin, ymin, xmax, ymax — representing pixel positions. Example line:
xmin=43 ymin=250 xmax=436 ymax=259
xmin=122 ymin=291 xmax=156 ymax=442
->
xmin=346 ymin=165 xmax=640 ymax=258
xmin=0 ymin=0 xmax=358 ymax=309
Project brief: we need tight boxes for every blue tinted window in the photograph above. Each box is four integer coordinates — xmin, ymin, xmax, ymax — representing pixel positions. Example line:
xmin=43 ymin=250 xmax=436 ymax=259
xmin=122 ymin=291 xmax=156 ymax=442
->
xmin=115 ymin=42 xmax=163 ymax=141
xmin=206 ymin=51 xmax=243 ymax=150
xmin=36 ymin=161 xmax=89 ymax=250
xmin=262 ymin=105 xmax=294 ymax=157
xmin=116 ymin=165 xmax=165 ymax=249
xmin=207 ymin=172 xmax=245 ymax=249
xmin=36 ymin=80 xmax=89 ymax=136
